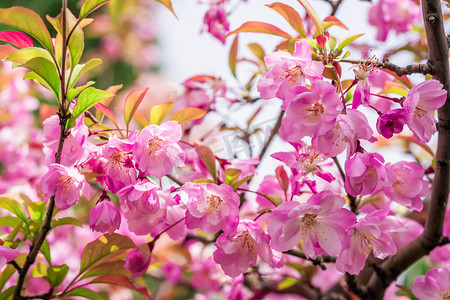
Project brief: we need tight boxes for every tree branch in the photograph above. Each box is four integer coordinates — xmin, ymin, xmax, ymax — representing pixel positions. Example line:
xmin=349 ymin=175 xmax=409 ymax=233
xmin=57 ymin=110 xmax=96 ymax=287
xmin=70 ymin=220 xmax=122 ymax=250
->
xmin=341 ymin=58 xmax=433 ymax=77
xmin=285 ymin=249 xmax=336 ymax=270
xmin=365 ymin=0 xmax=450 ymax=297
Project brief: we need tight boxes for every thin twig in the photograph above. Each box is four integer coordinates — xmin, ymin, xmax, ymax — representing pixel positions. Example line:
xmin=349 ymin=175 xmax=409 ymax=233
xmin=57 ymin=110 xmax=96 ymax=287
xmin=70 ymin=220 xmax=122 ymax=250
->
xmin=258 ymin=110 xmax=284 ymax=162
xmin=341 ymin=58 xmax=433 ymax=77
xmin=7 ymin=260 xmax=21 ymax=272
xmin=285 ymin=249 xmax=336 ymax=270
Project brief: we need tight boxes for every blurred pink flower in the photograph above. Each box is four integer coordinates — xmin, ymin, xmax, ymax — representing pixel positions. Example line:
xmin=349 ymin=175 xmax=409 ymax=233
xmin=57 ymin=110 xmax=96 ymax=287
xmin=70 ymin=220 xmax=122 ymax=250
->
xmin=412 ymin=264 xmax=450 ymax=300
xmin=0 ymin=245 xmax=19 ymax=269
xmin=124 ymin=248 xmax=151 ymax=278
xmin=89 ymin=199 xmax=121 ymax=235
xmin=202 ymin=4 xmax=229 ymax=43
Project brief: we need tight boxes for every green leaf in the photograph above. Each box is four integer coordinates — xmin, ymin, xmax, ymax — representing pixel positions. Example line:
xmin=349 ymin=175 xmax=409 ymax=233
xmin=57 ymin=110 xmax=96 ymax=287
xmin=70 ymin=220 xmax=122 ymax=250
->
xmin=80 ymin=234 xmax=136 ymax=274
xmin=47 ymin=9 xmax=85 ymax=67
xmin=266 ymin=2 xmax=306 ymax=37
xmin=227 ymin=21 xmax=293 ymax=39
xmin=232 ymin=175 xmax=253 ymax=191
xmin=379 ymin=87 xmax=408 ymax=97
xmin=80 ymin=0 xmax=111 ymax=19
xmin=0 ymin=254 xmax=25 ymax=291
xmin=278 ymin=277 xmax=297 ymax=290
xmin=27 ymin=202 xmax=46 ymax=222
xmin=23 ymin=71 xmax=52 ymax=91
xmin=41 ymin=239 xmax=52 ymax=264
xmin=296 ymin=0 xmax=324 ymax=35
xmin=81 ymin=260 xmax=130 ymax=279
xmin=32 ymin=262 xmax=48 ymax=277
xmin=124 ymin=87 xmax=149 ymax=129
xmin=51 ymin=217 xmax=82 ymax=228
xmin=5 ymin=47 xmax=51 ymax=65
xmin=194 ymin=142 xmax=216 ymax=182
xmin=67 ymin=81 xmax=95 ymax=102
xmin=337 ymin=33 xmax=364 ymax=53
xmin=154 ymin=0 xmax=177 ymax=18
xmin=169 ymin=108 xmax=207 ymax=125
xmin=73 ymin=87 xmax=113 ymax=120
xmin=90 ymin=275 xmax=152 ymax=300
xmin=229 ymin=35 xmax=238 ymax=77
xmin=224 ymin=169 xmax=242 ymax=186
xmin=0 ymin=196 xmax=27 ymax=222
xmin=69 ymin=59 xmax=102 ymax=89
xmin=45 ymin=265 xmax=69 ymax=287
xmin=0 ymin=7 xmax=53 ymax=52
xmin=248 ymin=43 xmax=266 ymax=65
xmin=0 ymin=286 xmax=15 ymax=300
xmin=20 ymin=57 xmax=60 ymax=99
xmin=149 ymin=102 xmax=174 ymax=125
xmin=0 ymin=216 xmax=21 ymax=228
xmin=67 ymin=287 xmax=108 ymax=300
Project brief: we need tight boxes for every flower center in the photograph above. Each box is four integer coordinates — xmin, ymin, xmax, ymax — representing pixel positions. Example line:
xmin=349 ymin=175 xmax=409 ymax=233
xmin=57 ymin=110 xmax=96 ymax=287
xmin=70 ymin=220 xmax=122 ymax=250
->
xmin=203 ymin=194 xmax=223 ymax=213
xmin=147 ymin=137 xmax=165 ymax=157
xmin=233 ymin=231 xmax=256 ymax=254
xmin=302 ymin=214 xmax=318 ymax=229
xmin=57 ymin=175 xmax=73 ymax=192
xmin=282 ymin=65 xmax=304 ymax=83
xmin=306 ymin=102 xmax=324 ymax=117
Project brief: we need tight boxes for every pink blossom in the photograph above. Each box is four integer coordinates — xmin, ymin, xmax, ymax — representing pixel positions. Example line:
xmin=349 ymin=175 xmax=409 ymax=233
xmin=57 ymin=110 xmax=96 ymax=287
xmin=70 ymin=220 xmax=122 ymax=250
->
xmin=382 ymin=161 xmax=428 ymax=211
xmin=202 ymin=4 xmax=229 ymax=44
xmin=352 ymin=67 xmax=373 ymax=109
xmin=116 ymin=179 xmax=161 ymax=213
xmin=181 ymin=182 xmax=239 ymax=234
xmin=256 ymin=175 xmax=288 ymax=210
xmin=191 ymin=258 xmax=220 ymax=291
xmin=0 ymin=245 xmax=19 ymax=269
xmin=257 ymin=41 xmax=324 ymax=100
xmin=403 ymin=80 xmax=447 ymax=143
xmin=368 ymin=0 xmax=421 ymax=41
xmin=376 ymin=108 xmax=408 ymax=139
xmin=162 ymin=261 xmax=183 ymax=284
xmin=312 ymin=109 xmax=375 ymax=158
xmin=279 ymin=81 xmax=343 ymax=143
xmin=100 ymin=133 xmax=138 ymax=193
xmin=412 ymin=264 xmax=450 ymax=300
xmin=268 ymin=191 xmax=355 ymax=257
xmin=124 ymin=248 xmax=151 ymax=278
xmin=133 ymin=121 xmax=185 ymax=178
xmin=89 ymin=200 xmax=121 ymax=235
xmin=43 ymin=115 xmax=89 ymax=167
xmin=336 ymin=210 xmax=397 ymax=274
xmin=213 ymin=220 xmax=283 ymax=278
xmin=40 ymin=164 xmax=91 ymax=209
xmin=344 ymin=152 xmax=395 ymax=197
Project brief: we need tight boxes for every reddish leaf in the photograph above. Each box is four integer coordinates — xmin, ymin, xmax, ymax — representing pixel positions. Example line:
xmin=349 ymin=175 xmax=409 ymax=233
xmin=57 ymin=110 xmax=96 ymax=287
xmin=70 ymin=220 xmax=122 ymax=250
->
xmin=296 ymin=0 xmax=324 ymax=35
xmin=169 ymin=107 xmax=206 ymax=125
xmin=316 ymin=34 xmax=327 ymax=49
xmin=154 ymin=0 xmax=177 ymax=19
xmin=149 ymin=102 xmax=174 ymax=125
xmin=323 ymin=16 xmax=348 ymax=30
xmin=275 ymin=166 xmax=289 ymax=194
xmin=227 ymin=22 xmax=292 ymax=39
xmin=248 ymin=43 xmax=266 ymax=64
xmin=90 ymin=275 xmax=152 ymax=300
xmin=266 ymin=2 xmax=306 ymax=37
xmin=0 ymin=31 xmax=33 ymax=49
xmin=0 ymin=45 xmax=17 ymax=59
xmin=124 ymin=87 xmax=149 ymax=128
xmin=94 ymin=103 xmax=118 ymax=128
xmin=194 ymin=142 xmax=217 ymax=182
xmin=229 ymin=35 xmax=238 ymax=77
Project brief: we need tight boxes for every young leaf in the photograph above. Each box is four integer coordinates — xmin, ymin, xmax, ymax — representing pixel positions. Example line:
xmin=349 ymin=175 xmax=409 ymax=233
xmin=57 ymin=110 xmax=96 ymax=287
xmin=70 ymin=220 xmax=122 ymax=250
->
xmin=72 ymin=87 xmax=113 ymax=120
xmin=296 ymin=0 xmax=324 ymax=35
xmin=266 ymin=2 xmax=306 ymax=37
xmin=20 ymin=57 xmax=60 ymax=99
xmin=248 ymin=43 xmax=266 ymax=65
xmin=0 ymin=216 xmax=21 ymax=228
xmin=224 ymin=169 xmax=242 ymax=186
xmin=0 ymin=7 xmax=53 ymax=52
xmin=67 ymin=288 xmax=108 ymax=300
xmin=67 ymin=81 xmax=95 ymax=102
xmin=0 ymin=196 xmax=27 ymax=222
xmin=80 ymin=0 xmax=111 ymax=19
xmin=27 ymin=202 xmax=46 ymax=222
xmin=80 ymin=233 xmax=136 ymax=273
xmin=45 ymin=265 xmax=69 ymax=287
xmin=0 ymin=254 xmax=26 ymax=291
xmin=80 ymin=260 xmax=130 ymax=279
xmin=5 ymin=47 xmax=51 ymax=65
xmin=51 ymin=217 xmax=82 ymax=228
xmin=229 ymin=35 xmax=239 ymax=77
xmin=0 ymin=31 xmax=33 ymax=49
xmin=275 ymin=166 xmax=289 ymax=194
xmin=149 ymin=102 xmax=174 ymax=125
xmin=90 ymin=275 xmax=152 ymax=300
xmin=194 ymin=142 xmax=217 ymax=182
xmin=227 ymin=22 xmax=293 ymax=39
xmin=169 ymin=107 xmax=206 ymax=125
xmin=40 ymin=239 xmax=52 ymax=264
xmin=124 ymin=87 xmax=149 ymax=128
xmin=95 ymin=84 xmax=122 ymax=121
xmin=337 ymin=33 xmax=364 ymax=53
xmin=232 ymin=175 xmax=254 ymax=191
xmin=154 ymin=0 xmax=177 ymax=18
xmin=95 ymin=103 xmax=119 ymax=128
xmin=0 ymin=45 xmax=17 ymax=60
xmin=323 ymin=16 xmax=348 ymax=30
xmin=69 ymin=59 xmax=102 ymax=89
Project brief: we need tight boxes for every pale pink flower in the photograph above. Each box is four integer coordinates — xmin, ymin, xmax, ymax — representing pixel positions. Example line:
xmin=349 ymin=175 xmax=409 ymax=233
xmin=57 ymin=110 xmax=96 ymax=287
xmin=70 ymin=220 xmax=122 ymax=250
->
xmin=116 ymin=179 xmax=161 ymax=213
xmin=181 ymin=182 xmax=239 ymax=234
xmin=125 ymin=248 xmax=151 ymax=278
xmin=412 ymin=264 xmax=450 ymax=300
xmin=403 ymin=80 xmax=447 ymax=143
xmin=344 ymin=152 xmax=395 ymax=197
xmin=43 ymin=115 xmax=89 ymax=167
xmin=213 ymin=220 xmax=283 ymax=278
xmin=202 ymin=4 xmax=229 ymax=43
xmin=257 ymin=41 xmax=324 ymax=100
xmin=376 ymin=108 xmax=408 ymax=139
xmin=191 ymin=258 xmax=220 ymax=291
xmin=40 ymin=164 xmax=91 ymax=209
xmin=162 ymin=261 xmax=183 ymax=284
xmin=382 ymin=161 xmax=428 ymax=211
xmin=0 ymin=245 xmax=19 ymax=269
xmin=256 ymin=175 xmax=289 ymax=210
xmin=368 ymin=0 xmax=421 ymax=41
xmin=268 ymin=191 xmax=355 ymax=257
xmin=312 ymin=109 xmax=375 ymax=158
xmin=133 ymin=121 xmax=185 ymax=178
xmin=336 ymin=210 xmax=397 ymax=274
xmin=89 ymin=200 xmax=121 ymax=235
xmin=279 ymin=81 xmax=343 ymax=143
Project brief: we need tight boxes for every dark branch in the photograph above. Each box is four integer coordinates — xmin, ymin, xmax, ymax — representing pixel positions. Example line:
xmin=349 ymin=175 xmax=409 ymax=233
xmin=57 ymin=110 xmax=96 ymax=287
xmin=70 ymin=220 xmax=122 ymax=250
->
xmin=285 ymin=249 xmax=336 ymax=270
xmin=7 ymin=260 xmax=21 ymax=272
xmin=323 ymin=0 xmax=344 ymax=15
xmin=380 ymin=59 xmax=433 ymax=76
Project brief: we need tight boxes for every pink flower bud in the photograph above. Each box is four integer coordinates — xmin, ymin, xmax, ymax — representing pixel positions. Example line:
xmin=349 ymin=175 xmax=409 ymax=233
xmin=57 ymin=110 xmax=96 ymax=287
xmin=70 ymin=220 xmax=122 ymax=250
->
xmin=89 ymin=200 xmax=121 ymax=235
xmin=124 ymin=249 xmax=151 ymax=278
